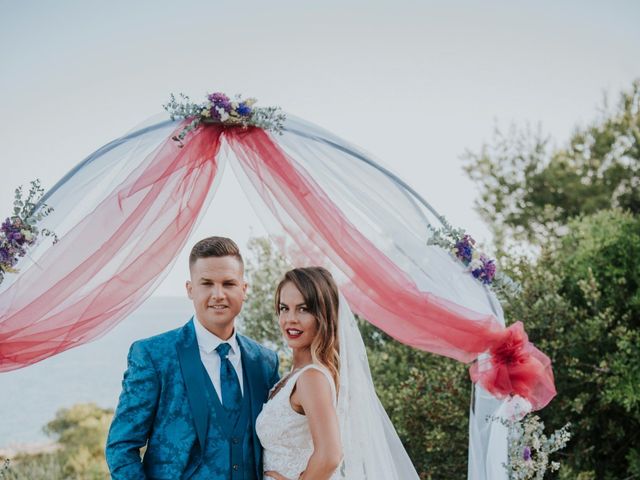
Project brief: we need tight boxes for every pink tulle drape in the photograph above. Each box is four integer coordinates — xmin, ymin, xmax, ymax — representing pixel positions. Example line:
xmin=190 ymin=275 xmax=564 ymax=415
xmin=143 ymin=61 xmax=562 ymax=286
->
xmin=225 ymin=127 xmax=555 ymax=410
xmin=0 ymin=124 xmax=223 ymax=371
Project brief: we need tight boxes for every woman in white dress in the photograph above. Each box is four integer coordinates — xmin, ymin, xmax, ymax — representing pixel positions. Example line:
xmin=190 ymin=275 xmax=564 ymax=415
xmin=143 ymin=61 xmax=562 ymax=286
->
xmin=256 ymin=266 xmax=343 ymax=480
xmin=256 ymin=267 xmax=421 ymax=480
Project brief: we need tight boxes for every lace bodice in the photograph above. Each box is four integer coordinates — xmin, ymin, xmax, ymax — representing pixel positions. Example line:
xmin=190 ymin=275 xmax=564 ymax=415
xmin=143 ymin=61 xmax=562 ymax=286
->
xmin=256 ymin=364 xmax=340 ymax=480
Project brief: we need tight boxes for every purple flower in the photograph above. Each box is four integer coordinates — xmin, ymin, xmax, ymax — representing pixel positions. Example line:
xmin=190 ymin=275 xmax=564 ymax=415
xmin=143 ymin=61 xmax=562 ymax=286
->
xmin=523 ymin=446 xmax=532 ymax=461
xmin=0 ymin=247 xmax=9 ymax=263
xmin=1 ymin=218 xmax=27 ymax=246
xmin=482 ymin=257 xmax=496 ymax=282
xmin=209 ymin=107 xmax=221 ymax=120
xmin=237 ymin=102 xmax=252 ymax=117
xmin=207 ymin=92 xmax=232 ymax=112
xmin=454 ymin=235 xmax=475 ymax=264
xmin=470 ymin=255 xmax=496 ymax=284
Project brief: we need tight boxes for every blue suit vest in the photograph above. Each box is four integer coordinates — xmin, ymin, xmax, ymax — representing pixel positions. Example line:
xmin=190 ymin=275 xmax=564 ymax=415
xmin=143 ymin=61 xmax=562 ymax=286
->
xmin=193 ymin=357 xmax=257 ymax=480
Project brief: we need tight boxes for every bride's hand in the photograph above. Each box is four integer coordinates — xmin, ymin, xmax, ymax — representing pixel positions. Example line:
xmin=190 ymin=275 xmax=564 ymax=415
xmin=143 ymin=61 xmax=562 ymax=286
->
xmin=264 ymin=470 xmax=293 ymax=480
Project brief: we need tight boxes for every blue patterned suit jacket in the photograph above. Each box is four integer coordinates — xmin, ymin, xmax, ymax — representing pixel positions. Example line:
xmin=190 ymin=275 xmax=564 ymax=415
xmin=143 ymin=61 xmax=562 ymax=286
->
xmin=106 ymin=318 xmax=279 ymax=479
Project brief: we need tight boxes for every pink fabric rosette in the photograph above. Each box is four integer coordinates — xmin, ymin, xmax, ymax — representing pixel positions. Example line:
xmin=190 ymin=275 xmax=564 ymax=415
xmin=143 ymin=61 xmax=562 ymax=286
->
xmin=470 ymin=321 xmax=556 ymax=410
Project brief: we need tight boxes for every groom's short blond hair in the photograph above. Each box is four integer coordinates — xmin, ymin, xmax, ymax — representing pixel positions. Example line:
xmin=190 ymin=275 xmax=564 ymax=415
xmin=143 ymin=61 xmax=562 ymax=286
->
xmin=189 ymin=236 xmax=244 ymax=269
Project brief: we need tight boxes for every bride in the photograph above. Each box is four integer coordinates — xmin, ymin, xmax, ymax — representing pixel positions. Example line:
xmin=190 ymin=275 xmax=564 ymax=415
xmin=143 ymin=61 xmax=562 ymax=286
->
xmin=256 ymin=267 xmax=420 ymax=480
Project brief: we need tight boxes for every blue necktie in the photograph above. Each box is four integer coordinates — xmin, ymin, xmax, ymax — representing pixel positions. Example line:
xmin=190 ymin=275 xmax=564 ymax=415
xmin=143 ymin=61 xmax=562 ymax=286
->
xmin=216 ymin=342 xmax=242 ymax=420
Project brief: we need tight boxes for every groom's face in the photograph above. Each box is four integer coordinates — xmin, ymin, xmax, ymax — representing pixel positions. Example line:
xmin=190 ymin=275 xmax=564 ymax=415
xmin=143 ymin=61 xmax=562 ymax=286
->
xmin=186 ymin=255 xmax=247 ymax=339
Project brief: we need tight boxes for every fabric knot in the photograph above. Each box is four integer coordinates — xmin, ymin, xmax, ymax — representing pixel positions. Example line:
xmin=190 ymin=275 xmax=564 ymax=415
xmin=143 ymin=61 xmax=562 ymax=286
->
xmin=469 ymin=321 xmax=557 ymax=411
xmin=216 ymin=342 xmax=232 ymax=359
xmin=491 ymin=322 xmax=528 ymax=366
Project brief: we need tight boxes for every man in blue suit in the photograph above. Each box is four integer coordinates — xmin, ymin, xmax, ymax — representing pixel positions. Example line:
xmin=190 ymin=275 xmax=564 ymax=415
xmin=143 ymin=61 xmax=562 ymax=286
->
xmin=106 ymin=236 xmax=280 ymax=479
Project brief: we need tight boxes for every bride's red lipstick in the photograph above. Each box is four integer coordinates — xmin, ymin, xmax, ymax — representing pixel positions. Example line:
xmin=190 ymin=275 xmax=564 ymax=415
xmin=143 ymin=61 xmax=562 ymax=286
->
xmin=286 ymin=328 xmax=303 ymax=339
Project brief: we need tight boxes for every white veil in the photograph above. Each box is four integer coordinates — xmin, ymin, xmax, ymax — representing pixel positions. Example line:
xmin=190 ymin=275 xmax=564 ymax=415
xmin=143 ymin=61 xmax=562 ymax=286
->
xmin=336 ymin=292 xmax=420 ymax=479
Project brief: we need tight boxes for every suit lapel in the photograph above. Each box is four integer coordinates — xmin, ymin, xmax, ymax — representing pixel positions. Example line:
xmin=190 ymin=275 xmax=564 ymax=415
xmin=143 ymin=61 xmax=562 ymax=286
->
xmin=238 ymin=335 xmax=265 ymax=476
xmin=176 ymin=318 xmax=209 ymax=452
xmin=237 ymin=335 xmax=263 ymax=424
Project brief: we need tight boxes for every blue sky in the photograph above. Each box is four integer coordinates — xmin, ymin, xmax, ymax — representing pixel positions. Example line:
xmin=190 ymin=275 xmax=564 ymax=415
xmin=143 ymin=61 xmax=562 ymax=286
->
xmin=1 ymin=0 xmax=639 ymax=295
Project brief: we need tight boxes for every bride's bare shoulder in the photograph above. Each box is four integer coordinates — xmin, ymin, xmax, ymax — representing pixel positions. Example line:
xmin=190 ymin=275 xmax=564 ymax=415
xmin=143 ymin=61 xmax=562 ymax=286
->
xmin=296 ymin=366 xmax=334 ymax=398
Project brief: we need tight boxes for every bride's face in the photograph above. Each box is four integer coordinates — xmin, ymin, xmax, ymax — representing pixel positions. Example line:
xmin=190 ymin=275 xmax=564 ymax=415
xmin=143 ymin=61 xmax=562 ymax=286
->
xmin=277 ymin=281 xmax=319 ymax=350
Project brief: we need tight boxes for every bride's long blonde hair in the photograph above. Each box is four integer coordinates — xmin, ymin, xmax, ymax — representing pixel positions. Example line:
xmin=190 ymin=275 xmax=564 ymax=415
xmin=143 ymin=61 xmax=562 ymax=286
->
xmin=275 ymin=266 xmax=340 ymax=392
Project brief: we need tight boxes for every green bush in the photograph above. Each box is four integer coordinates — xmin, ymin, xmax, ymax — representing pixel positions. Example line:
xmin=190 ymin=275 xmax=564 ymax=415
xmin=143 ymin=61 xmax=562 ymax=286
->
xmin=0 ymin=454 xmax=64 ymax=480
xmin=2 ymin=403 xmax=112 ymax=480
xmin=359 ymin=320 xmax=470 ymax=479
xmin=503 ymin=210 xmax=640 ymax=478
xmin=241 ymin=237 xmax=291 ymax=353
xmin=464 ymin=79 xmax=640 ymax=252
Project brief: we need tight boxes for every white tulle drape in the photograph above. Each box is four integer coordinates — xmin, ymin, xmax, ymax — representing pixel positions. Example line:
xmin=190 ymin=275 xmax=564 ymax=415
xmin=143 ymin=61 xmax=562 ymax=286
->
xmin=227 ymin=115 xmax=515 ymax=479
xmin=336 ymin=292 xmax=420 ymax=479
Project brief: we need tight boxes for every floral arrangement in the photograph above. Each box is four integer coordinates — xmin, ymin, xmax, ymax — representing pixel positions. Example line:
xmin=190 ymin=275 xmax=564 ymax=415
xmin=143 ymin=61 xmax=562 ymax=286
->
xmin=427 ymin=218 xmax=520 ymax=297
xmin=452 ymin=233 xmax=496 ymax=284
xmin=163 ymin=91 xmax=287 ymax=145
xmin=0 ymin=180 xmax=57 ymax=285
xmin=490 ymin=413 xmax=571 ymax=479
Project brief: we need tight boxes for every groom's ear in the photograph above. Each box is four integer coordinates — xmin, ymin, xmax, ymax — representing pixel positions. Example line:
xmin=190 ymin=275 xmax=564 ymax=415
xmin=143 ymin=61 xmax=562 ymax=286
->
xmin=186 ymin=280 xmax=193 ymax=299
xmin=242 ymin=281 xmax=248 ymax=300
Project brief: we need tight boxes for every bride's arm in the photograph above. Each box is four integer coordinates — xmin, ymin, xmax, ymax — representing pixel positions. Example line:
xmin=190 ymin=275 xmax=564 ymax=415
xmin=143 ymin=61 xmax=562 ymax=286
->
xmin=266 ymin=368 xmax=343 ymax=480
xmin=297 ymin=369 xmax=342 ymax=479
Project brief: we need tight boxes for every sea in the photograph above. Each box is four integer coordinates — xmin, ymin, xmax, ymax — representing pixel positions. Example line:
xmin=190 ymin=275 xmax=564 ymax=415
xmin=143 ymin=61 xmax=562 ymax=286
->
xmin=0 ymin=296 xmax=195 ymax=451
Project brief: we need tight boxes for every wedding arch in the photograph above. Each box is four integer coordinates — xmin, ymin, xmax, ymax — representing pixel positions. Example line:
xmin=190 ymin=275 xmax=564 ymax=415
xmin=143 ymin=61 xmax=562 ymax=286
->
xmin=0 ymin=95 xmax=556 ymax=479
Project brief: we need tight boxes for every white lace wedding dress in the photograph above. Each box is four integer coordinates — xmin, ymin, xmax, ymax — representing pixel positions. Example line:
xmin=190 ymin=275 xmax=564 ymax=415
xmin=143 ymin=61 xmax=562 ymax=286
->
xmin=256 ymin=364 xmax=341 ymax=480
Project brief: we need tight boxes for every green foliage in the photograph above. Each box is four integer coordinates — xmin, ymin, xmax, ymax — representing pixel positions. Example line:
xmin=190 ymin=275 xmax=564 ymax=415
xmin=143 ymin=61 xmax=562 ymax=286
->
xmin=241 ymin=237 xmax=292 ymax=357
xmin=45 ymin=403 xmax=113 ymax=479
xmin=502 ymin=210 xmax=640 ymax=478
xmin=464 ymin=81 xmax=640 ymax=477
xmin=0 ymin=454 xmax=65 ymax=480
xmin=1 ymin=403 xmax=113 ymax=480
xmin=359 ymin=320 xmax=470 ymax=479
xmin=464 ymin=80 xmax=640 ymax=251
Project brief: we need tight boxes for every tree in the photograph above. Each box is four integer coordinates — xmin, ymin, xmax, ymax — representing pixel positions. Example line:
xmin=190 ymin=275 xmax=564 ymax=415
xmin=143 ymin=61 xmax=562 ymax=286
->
xmin=1 ymin=403 xmax=112 ymax=480
xmin=464 ymin=80 xmax=640 ymax=252
xmin=44 ymin=403 xmax=112 ymax=479
xmin=358 ymin=320 xmax=470 ymax=479
xmin=241 ymin=236 xmax=291 ymax=353
xmin=503 ymin=210 xmax=640 ymax=479
xmin=464 ymin=80 xmax=640 ymax=478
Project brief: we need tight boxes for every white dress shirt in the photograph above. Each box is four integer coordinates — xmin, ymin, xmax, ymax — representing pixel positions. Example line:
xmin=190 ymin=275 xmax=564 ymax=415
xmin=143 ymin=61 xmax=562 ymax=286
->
xmin=193 ymin=318 xmax=244 ymax=402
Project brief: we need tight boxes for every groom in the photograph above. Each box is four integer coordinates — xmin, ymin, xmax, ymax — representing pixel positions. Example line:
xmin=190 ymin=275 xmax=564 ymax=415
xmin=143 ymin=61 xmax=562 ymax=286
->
xmin=106 ymin=236 xmax=280 ymax=479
